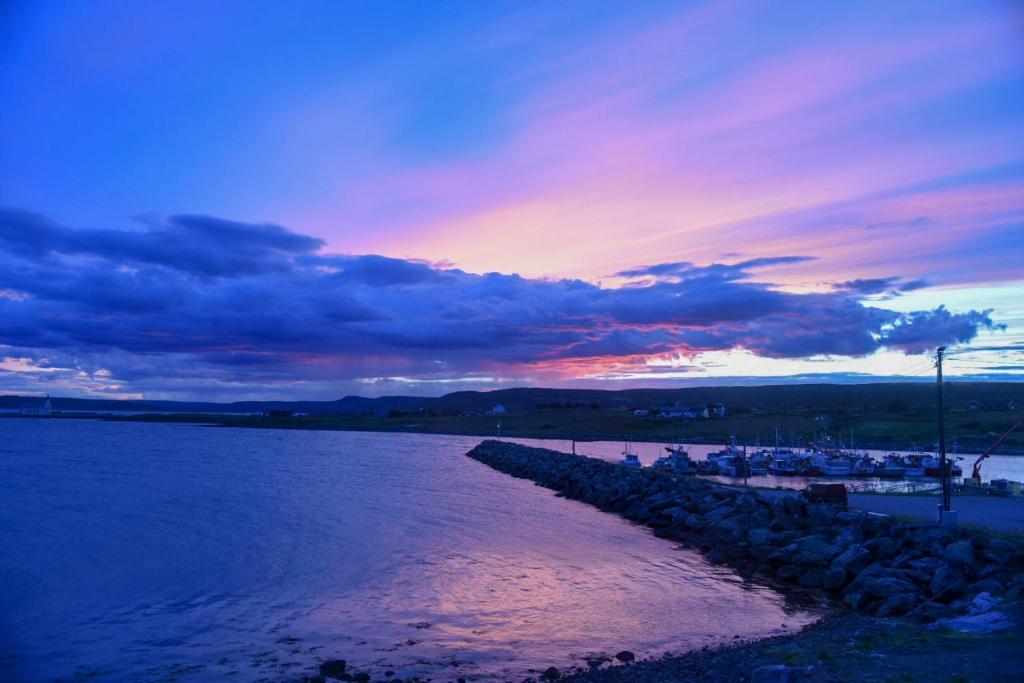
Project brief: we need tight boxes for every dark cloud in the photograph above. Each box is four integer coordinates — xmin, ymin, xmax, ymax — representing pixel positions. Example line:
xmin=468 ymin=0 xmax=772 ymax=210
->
xmin=0 ymin=209 xmax=1001 ymax=396
xmin=832 ymin=276 xmax=931 ymax=297
xmin=615 ymin=255 xmax=815 ymax=280
xmin=0 ymin=207 xmax=322 ymax=277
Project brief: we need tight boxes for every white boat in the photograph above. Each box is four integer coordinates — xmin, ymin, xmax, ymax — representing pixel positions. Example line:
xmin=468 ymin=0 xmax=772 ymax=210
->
xmin=620 ymin=452 xmax=641 ymax=467
xmin=747 ymin=449 xmax=771 ymax=475
xmin=809 ymin=451 xmax=853 ymax=476
xmin=851 ymin=455 xmax=876 ymax=476
xmin=652 ymin=443 xmax=697 ymax=474
xmin=874 ymin=453 xmax=906 ymax=478
xmin=619 ymin=441 xmax=642 ymax=468
xmin=768 ymin=449 xmax=800 ymax=475
xmin=704 ymin=436 xmax=744 ymax=474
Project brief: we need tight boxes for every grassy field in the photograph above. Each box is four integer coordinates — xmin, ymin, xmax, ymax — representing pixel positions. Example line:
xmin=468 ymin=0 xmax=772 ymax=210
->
xmin=84 ymin=403 xmax=1024 ymax=453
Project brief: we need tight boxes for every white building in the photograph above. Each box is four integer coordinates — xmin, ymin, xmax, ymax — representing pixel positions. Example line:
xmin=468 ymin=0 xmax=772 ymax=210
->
xmin=20 ymin=395 xmax=53 ymax=415
xmin=490 ymin=403 xmax=507 ymax=415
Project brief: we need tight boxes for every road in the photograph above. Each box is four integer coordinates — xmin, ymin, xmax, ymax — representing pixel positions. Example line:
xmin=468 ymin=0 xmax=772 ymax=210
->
xmin=847 ymin=492 xmax=1024 ymax=533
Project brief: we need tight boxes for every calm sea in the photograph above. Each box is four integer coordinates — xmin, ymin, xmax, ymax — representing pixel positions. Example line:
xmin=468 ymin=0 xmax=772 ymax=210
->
xmin=0 ymin=419 xmax=818 ymax=682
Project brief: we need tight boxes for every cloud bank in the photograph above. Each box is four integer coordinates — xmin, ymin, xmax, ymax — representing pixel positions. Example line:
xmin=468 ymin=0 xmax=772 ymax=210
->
xmin=0 ymin=208 xmax=1002 ymax=398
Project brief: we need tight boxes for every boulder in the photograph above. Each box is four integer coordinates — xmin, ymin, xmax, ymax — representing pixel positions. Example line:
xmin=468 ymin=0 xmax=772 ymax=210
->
xmin=929 ymin=565 xmax=966 ymax=600
xmin=945 ymin=539 xmax=975 ymax=567
xmin=614 ymin=650 xmax=635 ymax=663
xmin=798 ymin=568 xmax=826 ymax=588
xmin=776 ymin=564 xmax=803 ymax=582
xmin=320 ymin=660 xmax=348 ymax=680
xmin=862 ymin=577 xmax=917 ymax=598
xmin=822 ymin=567 xmax=847 ymax=591
xmin=843 ymin=590 xmax=868 ymax=610
xmin=751 ymin=665 xmax=788 ymax=683
xmin=875 ymin=591 xmax=918 ymax=617
xmin=830 ymin=545 xmax=871 ymax=575
xmin=747 ymin=528 xmax=771 ymax=546
xmin=792 ymin=536 xmax=840 ymax=565
xmin=541 ymin=666 xmax=562 ymax=680
xmin=867 ymin=536 xmax=899 ymax=559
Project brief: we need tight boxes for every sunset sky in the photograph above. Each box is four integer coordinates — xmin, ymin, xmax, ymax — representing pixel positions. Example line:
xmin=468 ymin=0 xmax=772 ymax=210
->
xmin=1 ymin=0 xmax=1022 ymax=399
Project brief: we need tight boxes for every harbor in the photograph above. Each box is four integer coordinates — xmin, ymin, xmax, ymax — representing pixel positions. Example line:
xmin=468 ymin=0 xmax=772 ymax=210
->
xmin=524 ymin=436 xmax=1024 ymax=497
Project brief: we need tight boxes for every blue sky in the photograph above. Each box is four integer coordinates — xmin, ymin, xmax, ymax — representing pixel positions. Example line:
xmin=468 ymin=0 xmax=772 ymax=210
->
xmin=1 ymin=0 xmax=1022 ymax=399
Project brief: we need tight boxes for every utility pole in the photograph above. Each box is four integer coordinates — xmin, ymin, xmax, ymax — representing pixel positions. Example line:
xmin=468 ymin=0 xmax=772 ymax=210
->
xmin=936 ymin=346 xmax=954 ymax=523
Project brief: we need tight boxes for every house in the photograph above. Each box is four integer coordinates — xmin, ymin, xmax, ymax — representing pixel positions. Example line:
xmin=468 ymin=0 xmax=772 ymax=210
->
xmin=708 ymin=403 xmax=726 ymax=418
xmin=966 ymin=399 xmax=1018 ymax=412
xmin=19 ymin=395 xmax=53 ymax=415
xmin=633 ymin=409 xmax=650 ymax=417
xmin=659 ymin=404 xmax=708 ymax=419
xmin=490 ymin=404 xmax=507 ymax=415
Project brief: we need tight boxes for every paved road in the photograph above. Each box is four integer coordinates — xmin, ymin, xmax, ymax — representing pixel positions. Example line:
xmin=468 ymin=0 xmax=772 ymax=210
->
xmin=847 ymin=493 xmax=1024 ymax=533
xmin=748 ymin=486 xmax=1024 ymax=533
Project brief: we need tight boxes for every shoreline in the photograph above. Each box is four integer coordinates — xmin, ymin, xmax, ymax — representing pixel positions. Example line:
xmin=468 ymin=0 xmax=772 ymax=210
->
xmin=5 ymin=412 xmax=1023 ymax=456
xmin=556 ymin=609 xmax=1024 ymax=682
xmin=464 ymin=440 xmax=1024 ymax=682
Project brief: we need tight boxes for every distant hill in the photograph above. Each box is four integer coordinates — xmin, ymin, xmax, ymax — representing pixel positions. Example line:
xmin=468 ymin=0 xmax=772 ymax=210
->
xmin=2 ymin=381 xmax=1022 ymax=415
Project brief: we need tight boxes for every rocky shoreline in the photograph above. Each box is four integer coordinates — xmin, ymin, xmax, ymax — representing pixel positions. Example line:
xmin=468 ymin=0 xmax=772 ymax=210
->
xmin=467 ymin=440 xmax=1024 ymax=623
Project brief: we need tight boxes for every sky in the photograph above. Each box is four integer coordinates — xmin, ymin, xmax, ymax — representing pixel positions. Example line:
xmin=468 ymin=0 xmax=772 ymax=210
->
xmin=0 ymin=0 xmax=1022 ymax=400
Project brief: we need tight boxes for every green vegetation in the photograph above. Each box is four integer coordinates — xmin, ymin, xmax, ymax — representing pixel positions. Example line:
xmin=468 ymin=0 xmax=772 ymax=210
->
xmin=7 ymin=382 xmax=1022 ymax=453
xmin=93 ymin=401 xmax=1024 ymax=453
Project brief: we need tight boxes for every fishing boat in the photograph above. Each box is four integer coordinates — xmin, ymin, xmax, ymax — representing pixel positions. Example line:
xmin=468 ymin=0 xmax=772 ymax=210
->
xmin=704 ymin=436 xmax=744 ymax=474
xmin=768 ymin=449 xmax=800 ymax=475
xmin=808 ymin=450 xmax=853 ymax=476
xmin=874 ymin=453 xmax=907 ymax=478
xmin=718 ymin=453 xmax=752 ymax=478
xmin=652 ymin=443 xmax=697 ymax=474
xmin=747 ymin=448 xmax=771 ymax=475
xmin=850 ymin=454 xmax=876 ymax=476
xmin=619 ymin=441 xmax=642 ymax=468
xmin=905 ymin=452 xmax=962 ymax=478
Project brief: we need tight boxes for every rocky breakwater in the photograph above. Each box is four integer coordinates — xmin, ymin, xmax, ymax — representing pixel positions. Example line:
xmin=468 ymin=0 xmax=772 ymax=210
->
xmin=467 ymin=440 xmax=1024 ymax=621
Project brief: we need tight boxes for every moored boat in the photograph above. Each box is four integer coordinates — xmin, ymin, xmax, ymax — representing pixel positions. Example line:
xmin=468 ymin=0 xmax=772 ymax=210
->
xmin=874 ymin=453 xmax=906 ymax=478
xmin=652 ymin=443 xmax=697 ymax=474
xmin=619 ymin=441 xmax=642 ymax=468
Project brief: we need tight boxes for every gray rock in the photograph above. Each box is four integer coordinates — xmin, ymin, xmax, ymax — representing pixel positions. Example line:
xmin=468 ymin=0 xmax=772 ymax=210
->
xmin=798 ymin=568 xmax=825 ymax=587
xmin=830 ymin=544 xmax=871 ymax=575
xmin=776 ymin=564 xmax=803 ymax=582
xmin=823 ymin=567 xmax=847 ymax=591
xmin=541 ymin=666 xmax=561 ymax=680
xmin=751 ymin=664 xmax=792 ymax=683
xmin=319 ymin=660 xmax=348 ymax=680
xmin=875 ymin=591 xmax=918 ymax=617
xmin=747 ymin=527 xmax=771 ymax=546
xmin=868 ymin=536 xmax=899 ymax=558
xmin=843 ymin=590 xmax=867 ymax=610
xmin=862 ymin=577 xmax=916 ymax=598
xmin=792 ymin=535 xmax=840 ymax=565
xmin=968 ymin=578 xmax=1003 ymax=597
xmin=929 ymin=565 xmax=966 ymax=600
xmin=945 ymin=539 xmax=975 ymax=566
xmin=614 ymin=650 xmax=635 ymax=663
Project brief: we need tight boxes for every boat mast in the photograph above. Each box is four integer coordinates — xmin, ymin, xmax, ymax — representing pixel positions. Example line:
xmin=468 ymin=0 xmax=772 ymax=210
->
xmin=936 ymin=346 xmax=951 ymax=517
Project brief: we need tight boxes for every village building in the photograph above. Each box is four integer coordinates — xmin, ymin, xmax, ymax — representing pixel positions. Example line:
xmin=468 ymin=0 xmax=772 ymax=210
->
xmin=19 ymin=395 xmax=53 ymax=415
xmin=966 ymin=399 xmax=1018 ymax=412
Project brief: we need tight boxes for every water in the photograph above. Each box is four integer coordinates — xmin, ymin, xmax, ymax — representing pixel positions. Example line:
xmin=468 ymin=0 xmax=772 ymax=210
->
xmin=0 ymin=420 xmax=818 ymax=682
xmin=544 ymin=439 xmax=1024 ymax=492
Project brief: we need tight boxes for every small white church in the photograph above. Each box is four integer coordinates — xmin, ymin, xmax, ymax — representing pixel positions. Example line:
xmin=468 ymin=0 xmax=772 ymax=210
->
xmin=20 ymin=394 xmax=53 ymax=415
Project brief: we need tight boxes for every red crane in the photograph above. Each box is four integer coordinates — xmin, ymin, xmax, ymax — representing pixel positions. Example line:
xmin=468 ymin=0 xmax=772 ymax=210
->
xmin=971 ymin=414 xmax=1024 ymax=483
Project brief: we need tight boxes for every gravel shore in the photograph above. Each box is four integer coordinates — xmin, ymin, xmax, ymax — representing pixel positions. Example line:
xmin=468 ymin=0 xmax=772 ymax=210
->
xmin=557 ymin=609 xmax=1024 ymax=683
